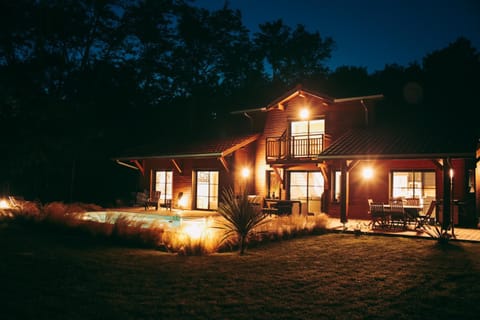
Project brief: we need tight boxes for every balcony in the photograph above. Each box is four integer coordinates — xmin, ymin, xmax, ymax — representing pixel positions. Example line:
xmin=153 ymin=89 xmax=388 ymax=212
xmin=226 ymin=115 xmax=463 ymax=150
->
xmin=266 ymin=134 xmax=324 ymax=162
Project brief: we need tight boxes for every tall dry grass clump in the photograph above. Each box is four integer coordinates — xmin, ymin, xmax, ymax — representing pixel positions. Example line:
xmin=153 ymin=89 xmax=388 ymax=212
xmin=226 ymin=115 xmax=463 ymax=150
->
xmin=4 ymin=196 xmax=330 ymax=255
xmin=251 ymin=213 xmax=329 ymax=243
xmin=161 ymin=224 xmax=222 ymax=255
xmin=42 ymin=202 xmax=102 ymax=228
xmin=108 ymin=215 xmax=165 ymax=248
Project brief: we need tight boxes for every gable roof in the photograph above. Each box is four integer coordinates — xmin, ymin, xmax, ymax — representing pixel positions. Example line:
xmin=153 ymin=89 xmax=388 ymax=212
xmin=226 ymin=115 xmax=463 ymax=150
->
xmin=230 ymin=84 xmax=384 ymax=114
xmin=319 ymin=127 xmax=476 ymax=160
xmin=114 ymin=133 xmax=260 ymax=160
xmin=265 ymin=85 xmax=334 ymax=110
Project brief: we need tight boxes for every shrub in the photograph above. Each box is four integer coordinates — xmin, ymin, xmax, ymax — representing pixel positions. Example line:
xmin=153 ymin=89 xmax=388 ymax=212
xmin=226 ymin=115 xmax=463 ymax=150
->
xmin=420 ymin=223 xmax=451 ymax=244
xmin=216 ymin=188 xmax=269 ymax=255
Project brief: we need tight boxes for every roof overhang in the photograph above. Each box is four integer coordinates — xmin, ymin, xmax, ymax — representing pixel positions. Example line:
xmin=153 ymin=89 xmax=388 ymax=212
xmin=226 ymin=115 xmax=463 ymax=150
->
xmin=333 ymin=94 xmax=384 ymax=103
xmin=319 ymin=152 xmax=474 ymax=161
xmin=266 ymin=87 xmax=333 ymax=111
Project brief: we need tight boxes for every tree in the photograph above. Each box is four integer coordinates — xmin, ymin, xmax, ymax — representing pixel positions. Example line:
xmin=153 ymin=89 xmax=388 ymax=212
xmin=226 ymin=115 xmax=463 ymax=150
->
xmin=254 ymin=19 xmax=334 ymax=86
xmin=422 ymin=37 xmax=479 ymax=135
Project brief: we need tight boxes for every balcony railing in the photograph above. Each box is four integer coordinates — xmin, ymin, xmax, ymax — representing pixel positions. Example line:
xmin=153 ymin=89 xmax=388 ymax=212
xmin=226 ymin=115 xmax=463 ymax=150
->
xmin=266 ymin=134 xmax=324 ymax=162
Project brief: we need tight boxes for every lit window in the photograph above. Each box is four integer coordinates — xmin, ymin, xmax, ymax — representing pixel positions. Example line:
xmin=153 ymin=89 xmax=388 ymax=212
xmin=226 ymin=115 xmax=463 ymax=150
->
xmin=391 ymin=171 xmax=435 ymax=199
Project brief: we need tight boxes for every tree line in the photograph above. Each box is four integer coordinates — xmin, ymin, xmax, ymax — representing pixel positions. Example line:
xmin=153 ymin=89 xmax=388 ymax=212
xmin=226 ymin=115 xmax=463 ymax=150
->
xmin=0 ymin=0 xmax=478 ymax=205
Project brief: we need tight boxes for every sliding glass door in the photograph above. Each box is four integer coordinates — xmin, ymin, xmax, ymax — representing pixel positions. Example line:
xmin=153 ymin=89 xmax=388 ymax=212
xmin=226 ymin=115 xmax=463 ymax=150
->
xmin=196 ymin=171 xmax=219 ymax=210
xmin=289 ymin=171 xmax=324 ymax=214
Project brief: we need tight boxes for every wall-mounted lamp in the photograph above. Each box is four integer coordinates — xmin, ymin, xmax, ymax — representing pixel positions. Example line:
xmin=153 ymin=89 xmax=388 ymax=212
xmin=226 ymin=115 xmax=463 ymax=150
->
xmin=299 ymin=108 xmax=310 ymax=120
xmin=362 ymin=167 xmax=374 ymax=180
xmin=241 ymin=167 xmax=251 ymax=178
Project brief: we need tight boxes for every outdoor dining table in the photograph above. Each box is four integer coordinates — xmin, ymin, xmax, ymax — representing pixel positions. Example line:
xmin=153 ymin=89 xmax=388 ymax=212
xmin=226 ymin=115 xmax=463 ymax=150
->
xmin=383 ymin=203 xmax=424 ymax=226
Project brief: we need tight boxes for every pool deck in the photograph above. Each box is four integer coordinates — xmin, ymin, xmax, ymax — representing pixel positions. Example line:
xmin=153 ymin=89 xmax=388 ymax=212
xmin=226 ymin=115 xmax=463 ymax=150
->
xmin=116 ymin=207 xmax=480 ymax=243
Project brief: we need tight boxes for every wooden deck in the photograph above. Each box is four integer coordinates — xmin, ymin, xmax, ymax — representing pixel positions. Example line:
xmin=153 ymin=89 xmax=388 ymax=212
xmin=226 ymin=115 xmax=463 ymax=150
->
xmin=327 ymin=218 xmax=480 ymax=243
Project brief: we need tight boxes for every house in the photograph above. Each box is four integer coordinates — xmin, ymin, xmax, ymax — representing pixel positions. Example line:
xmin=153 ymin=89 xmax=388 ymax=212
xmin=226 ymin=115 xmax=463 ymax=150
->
xmin=114 ymin=85 xmax=479 ymax=228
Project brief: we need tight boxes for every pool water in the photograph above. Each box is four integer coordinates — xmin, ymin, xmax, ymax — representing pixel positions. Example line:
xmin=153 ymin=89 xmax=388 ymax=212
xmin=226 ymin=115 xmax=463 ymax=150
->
xmin=81 ymin=211 xmax=182 ymax=228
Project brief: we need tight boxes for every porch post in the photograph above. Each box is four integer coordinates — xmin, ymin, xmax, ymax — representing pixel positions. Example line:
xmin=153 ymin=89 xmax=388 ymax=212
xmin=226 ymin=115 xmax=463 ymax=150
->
xmin=442 ymin=158 xmax=452 ymax=231
xmin=340 ymin=161 xmax=349 ymax=223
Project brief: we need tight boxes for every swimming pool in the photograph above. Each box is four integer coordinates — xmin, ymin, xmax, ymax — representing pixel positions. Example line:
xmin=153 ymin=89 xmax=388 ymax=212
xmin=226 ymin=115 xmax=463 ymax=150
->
xmin=81 ymin=211 xmax=183 ymax=228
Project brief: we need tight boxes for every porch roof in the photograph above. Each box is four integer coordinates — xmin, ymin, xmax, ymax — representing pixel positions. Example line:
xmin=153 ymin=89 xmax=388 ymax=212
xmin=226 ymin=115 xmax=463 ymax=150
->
xmin=114 ymin=133 xmax=260 ymax=160
xmin=318 ymin=127 xmax=476 ymax=160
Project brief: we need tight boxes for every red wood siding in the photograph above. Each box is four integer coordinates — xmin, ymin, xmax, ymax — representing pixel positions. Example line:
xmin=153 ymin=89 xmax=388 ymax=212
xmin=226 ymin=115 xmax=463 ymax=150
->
xmin=330 ymin=158 xmax=472 ymax=220
xmin=143 ymin=157 xmax=230 ymax=210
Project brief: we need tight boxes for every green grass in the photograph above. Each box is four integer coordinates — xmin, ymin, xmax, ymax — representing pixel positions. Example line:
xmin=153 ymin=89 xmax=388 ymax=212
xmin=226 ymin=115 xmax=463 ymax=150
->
xmin=1 ymin=221 xmax=479 ymax=320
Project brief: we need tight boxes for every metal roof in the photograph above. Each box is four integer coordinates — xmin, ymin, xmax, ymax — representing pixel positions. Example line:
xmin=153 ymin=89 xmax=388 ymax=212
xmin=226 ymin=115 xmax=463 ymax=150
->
xmin=114 ymin=133 xmax=260 ymax=160
xmin=319 ymin=127 xmax=476 ymax=160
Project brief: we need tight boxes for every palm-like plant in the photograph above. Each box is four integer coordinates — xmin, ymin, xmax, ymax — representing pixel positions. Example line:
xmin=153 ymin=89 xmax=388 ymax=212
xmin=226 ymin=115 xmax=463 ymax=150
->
xmin=217 ymin=188 xmax=268 ymax=255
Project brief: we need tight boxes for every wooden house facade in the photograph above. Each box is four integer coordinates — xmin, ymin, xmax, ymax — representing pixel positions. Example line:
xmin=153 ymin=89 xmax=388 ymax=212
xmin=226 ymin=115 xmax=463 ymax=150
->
xmin=114 ymin=86 xmax=479 ymax=228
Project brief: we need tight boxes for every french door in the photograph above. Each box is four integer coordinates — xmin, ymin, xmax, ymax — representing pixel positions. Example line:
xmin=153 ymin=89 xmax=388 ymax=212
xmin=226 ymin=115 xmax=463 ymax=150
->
xmin=289 ymin=171 xmax=324 ymax=214
xmin=196 ymin=171 xmax=219 ymax=210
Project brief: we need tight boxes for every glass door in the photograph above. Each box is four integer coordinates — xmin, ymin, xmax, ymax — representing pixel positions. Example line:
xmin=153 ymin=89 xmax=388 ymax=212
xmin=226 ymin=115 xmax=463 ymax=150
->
xmin=289 ymin=171 xmax=324 ymax=214
xmin=196 ymin=171 xmax=219 ymax=210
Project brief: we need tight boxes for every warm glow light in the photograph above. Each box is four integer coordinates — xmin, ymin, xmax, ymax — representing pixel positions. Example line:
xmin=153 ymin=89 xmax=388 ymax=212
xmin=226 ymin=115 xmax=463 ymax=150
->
xmin=241 ymin=167 xmax=250 ymax=178
xmin=178 ymin=195 xmax=188 ymax=208
xmin=300 ymin=108 xmax=310 ymax=120
xmin=182 ymin=222 xmax=205 ymax=240
xmin=449 ymin=168 xmax=454 ymax=179
xmin=0 ymin=198 xmax=10 ymax=209
xmin=362 ymin=167 xmax=374 ymax=179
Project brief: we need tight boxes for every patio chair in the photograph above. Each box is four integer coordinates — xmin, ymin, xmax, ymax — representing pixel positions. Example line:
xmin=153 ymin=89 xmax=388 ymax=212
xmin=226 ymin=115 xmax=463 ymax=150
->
xmin=144 ymin=191 xmax=161 ymax=211
xmin=388 ymin=201 xmax=406 ymax=230
xmin=369 ymin=202 xmax=388 ymax=229
xmin=416 ymin=200 xmax=436 ymax=228
xmin=404 ymin=198 xmax=421 ymax=225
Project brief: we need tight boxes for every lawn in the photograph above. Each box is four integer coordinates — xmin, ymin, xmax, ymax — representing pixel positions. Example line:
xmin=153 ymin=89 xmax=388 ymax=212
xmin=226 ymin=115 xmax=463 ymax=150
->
xmin=1 ymin=221 xmax=479 ymax=320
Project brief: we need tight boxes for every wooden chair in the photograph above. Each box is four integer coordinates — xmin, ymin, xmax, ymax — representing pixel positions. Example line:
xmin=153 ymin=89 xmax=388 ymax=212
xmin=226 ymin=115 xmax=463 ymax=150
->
xmin=416 ymin=200 xmax=436 ymax=228
xmin=404 ymin=198 xmax=421 ymax=225
xmin=388 ymin=201 xmax=406 ymax=229
xmin=369 ymin=202 xmax=388 ymax=229
xmin=144 ymin=191 xmax=161 ymax=210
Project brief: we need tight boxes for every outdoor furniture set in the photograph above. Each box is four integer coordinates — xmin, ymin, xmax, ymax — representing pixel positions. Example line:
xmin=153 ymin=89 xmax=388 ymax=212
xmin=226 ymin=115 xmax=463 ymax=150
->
xmin=368 ymin=198 xmax=436 ymax=230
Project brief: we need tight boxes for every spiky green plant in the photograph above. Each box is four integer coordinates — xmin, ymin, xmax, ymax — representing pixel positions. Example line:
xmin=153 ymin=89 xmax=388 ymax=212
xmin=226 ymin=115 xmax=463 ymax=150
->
xmin=217 ymin=188 xmax=268 ymax=255
xmin=419 ymin=223 xmax=451 ymax=244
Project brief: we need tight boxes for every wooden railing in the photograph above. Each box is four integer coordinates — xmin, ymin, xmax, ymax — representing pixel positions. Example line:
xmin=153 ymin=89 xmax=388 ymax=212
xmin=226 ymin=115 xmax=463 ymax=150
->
xmin=266 ymin=134 xmax=324 ymax=161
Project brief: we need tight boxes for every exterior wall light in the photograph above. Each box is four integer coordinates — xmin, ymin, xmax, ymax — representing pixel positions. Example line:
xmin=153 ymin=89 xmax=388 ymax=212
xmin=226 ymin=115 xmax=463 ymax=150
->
xmin=300 ymin=108 xmax=310 ymax=120
xmin=362 ymin=167 xmax=374 ymax=179
xmin=178 ymin=194 xmax=188 ymax=209
xmin=0 ymin=198 xmax=10 ymax=209
xmin=241 ymin=167 xmax=251 ymax=178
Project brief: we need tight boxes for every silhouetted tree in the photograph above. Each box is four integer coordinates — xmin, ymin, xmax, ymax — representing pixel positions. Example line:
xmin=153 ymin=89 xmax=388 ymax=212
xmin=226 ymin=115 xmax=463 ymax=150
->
xmin=254 ymin=19 xmax=334 ymax=87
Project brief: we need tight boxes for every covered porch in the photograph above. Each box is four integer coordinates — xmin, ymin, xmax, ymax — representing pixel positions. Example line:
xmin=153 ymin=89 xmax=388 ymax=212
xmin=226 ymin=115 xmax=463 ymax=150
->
xmin=318 ymin=127 xmax=478 ymax=232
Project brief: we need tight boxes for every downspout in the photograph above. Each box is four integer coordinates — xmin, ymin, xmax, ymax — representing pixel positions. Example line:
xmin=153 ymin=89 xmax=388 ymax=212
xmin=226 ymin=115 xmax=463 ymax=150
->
xmin=360 ymin=99 xmax=368 ymax=127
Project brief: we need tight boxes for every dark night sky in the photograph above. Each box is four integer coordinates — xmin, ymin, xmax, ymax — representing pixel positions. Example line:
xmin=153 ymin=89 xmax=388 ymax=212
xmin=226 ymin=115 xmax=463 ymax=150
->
xmin=195 ymin=0 xmax=480 ymax=73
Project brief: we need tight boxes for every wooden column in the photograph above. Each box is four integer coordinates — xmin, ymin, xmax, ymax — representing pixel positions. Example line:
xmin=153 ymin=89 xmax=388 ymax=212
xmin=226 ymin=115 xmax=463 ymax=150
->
xmin=442 ymin=158 xmax=452 ymax=231
xmin=340 ymin=161 xmax=349 ymax=223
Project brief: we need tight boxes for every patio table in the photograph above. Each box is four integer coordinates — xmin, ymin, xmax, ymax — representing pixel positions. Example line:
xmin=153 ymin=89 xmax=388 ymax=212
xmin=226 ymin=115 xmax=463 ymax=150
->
xmin=384 ymin=203 xmax=424 ymax=226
